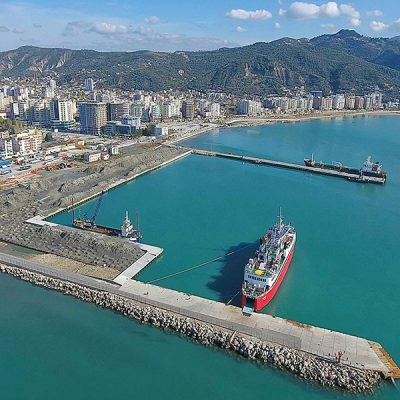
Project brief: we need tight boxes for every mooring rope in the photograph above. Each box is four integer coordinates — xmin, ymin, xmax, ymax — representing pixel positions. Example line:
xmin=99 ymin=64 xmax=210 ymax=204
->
xmin=146 ymin=243 xmax=255 ymax=284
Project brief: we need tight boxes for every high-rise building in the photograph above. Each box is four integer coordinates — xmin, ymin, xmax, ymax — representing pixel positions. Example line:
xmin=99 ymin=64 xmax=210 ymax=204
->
xmin=50 ymin=99 xmax=75 ymax=131
xmin=0 ymin=137 xmax=13 ymax=159
xmin=311 ymin=91 xmax=323 ymax=110
xmin=50 ymin=100 xmax=74 ymax=121
xmin=321 ymin=96 xmax=333 ymax=111
xmin=150 ymin=104 xmax=161 ymax=121
xmin=332 ymin=94 xmax=346 ymax=110
xmin=345 ymin=95 xmax=356 ymax=110
xmin=161 ymin=103 xmax=172 ymax=119
xmin=84 ymin=78 xmax=94 ymax=92
xmin=49 ymin=79 xmax=57 ymax=90
xmin=79 ymin=102 xmax=107 ymax=135
xmin=106 ymin=102 xmax=129 ymax=121
xmin=237 ymin=99 xmax=261 ymax=115
xmin=371 ymin=92 xmax=383 ymax=109
xmin=182 ymin=100 xmax=195 ymax=119
xmin=354 ymin=96 xmax=365 ymax=110
xmin=130 ymin=103 xmax=144 ymax=119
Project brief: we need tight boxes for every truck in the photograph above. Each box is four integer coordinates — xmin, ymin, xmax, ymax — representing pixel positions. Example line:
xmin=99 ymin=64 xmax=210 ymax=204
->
xmin=0 ymin=160 xmax=12 ymax=168
xmin=18 ymin=165 xmax=32 ymax=171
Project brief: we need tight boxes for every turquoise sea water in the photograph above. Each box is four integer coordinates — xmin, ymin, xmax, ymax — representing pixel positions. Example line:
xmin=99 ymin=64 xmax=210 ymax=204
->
xmin=1 ymin=115 xmax=399 ymax=399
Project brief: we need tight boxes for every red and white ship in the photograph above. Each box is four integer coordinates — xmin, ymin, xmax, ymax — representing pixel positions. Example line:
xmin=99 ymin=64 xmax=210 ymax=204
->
xmin=242 ymin=210 xmax=296 ymax=314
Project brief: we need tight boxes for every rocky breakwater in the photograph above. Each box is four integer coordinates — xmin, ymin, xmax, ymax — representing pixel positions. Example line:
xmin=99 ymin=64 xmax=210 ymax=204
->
xmin=0 ymin=264 xmax=382 ymax=393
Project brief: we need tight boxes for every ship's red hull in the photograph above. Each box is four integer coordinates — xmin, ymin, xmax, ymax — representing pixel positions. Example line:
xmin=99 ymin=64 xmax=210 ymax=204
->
xmin=241 ymin=243 xmax=295 ymax=312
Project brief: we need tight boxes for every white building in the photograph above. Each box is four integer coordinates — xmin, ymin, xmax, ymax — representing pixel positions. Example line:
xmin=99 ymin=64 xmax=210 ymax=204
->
xmin=150 ymin=104 xmax=161 ymax=121
xmin=84 ymin=78 xmax=94 ymax=92
xmin=49 ymin=79 xmax=57 ymax=90
xmin=200 ymin=101 xmax=221 ymax=118
xmin=0 ymin=138 xmax=13 ymax=158
xmin=161 ymin=103 xmax=172 ymax=119
xmin=11 ymin=128 xmax=43 ymax=156
xmin=83 ymin=151 xmax=101 ymax=163
xmin=50 ymin=100 xmax=74 ymax=122
xmin=153 ymin=126 xmax=169 ymax=137
xmin=130 ymin=103 xmax=144 ymax=119
xmin=332 ymin=94 xmax=346 ymax=110
xmin=108 ymin=144 xmax=120 ymax=155
xmin=237 ymin=99 xmax=262 ymax=115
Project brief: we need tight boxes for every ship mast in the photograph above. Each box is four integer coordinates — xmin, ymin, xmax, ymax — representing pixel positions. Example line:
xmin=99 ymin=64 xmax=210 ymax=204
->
xmin=71 ymin=197 xmax=75 ymax=223
xmin=278 ymin=207 xmax=283 ymax=228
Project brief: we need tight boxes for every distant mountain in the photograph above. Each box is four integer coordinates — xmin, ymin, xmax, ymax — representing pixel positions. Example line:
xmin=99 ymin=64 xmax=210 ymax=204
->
xmin=311 ymin=29 xmax=400 ymax=71
xmin=1 ymin=32 xmax=400 ymax=96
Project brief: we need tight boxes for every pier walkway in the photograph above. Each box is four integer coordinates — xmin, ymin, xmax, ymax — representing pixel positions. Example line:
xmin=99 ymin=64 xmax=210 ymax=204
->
xmin=183 ymin=148 xmax=385 ymax=183
xmin=113 ymin=243 xmax=163 ymax=285
xmin=119 ymin=280 xmax=395 ymax=376
xmin=0 ymin=250 xmax=397 ymax=379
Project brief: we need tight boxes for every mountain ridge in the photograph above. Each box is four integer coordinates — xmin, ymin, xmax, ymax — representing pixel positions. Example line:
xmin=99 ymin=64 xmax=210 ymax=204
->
xmin=1 ymin=30 xmax=400 ymax=96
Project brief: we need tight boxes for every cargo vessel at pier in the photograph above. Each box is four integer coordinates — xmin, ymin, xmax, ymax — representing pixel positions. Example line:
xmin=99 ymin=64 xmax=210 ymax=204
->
xmin=304 ymin=155 xmax=387 ymax=183
xmin=242 ymin=210 xmax=296 ymax=314
xmin=72 ymin=194 xmax=142 ymax=242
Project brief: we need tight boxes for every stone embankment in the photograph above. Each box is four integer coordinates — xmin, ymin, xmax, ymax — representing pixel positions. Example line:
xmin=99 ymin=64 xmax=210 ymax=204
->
xmin=0 ymin=220 xmax=144 ymax=270
xmin=0 ymin=263 xmax=381 ymax=393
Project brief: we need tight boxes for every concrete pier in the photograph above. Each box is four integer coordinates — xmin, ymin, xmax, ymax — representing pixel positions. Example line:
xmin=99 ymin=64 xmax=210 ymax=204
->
xmin=188 ymin=148 xmax=385 ymax=184
xmin=113 ymin=243 xmax=163 ymax=285
xmin=119 ymin=280 xmax=396 ymax=377
xmin=0 ymin=250 xmax=398 ymax=381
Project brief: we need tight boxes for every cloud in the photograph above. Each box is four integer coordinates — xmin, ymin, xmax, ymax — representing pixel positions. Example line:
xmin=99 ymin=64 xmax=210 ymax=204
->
xmin=274 ymin=22 xmax=281 ymax=29
xmin=369 ymin=21 xmax=388 ymax=32
xmin=281 ymin=2 xmax=340 ymax=20
xmin=339 ymin=4 xmax=361 ymax=27
xmin=236 ymin=26 xmax=246 ymax=33
xmin=339 ymin=4 xmax=360 ymax=19
xmin=60 ymin=20 xmax=238 ymax=52
xmin=281 ymin=2 xmax=320 ymax=19
xmin=226 ymin=9 xmax=272 ymax=20
xmin=63 ymin=21 xmax=131 ymax=37
xmin=366 ymin=10 xmax=383 ymax=18
xmin=393 ymin=18 xmax=400 ymax=30
xmin=145 ymin=16 xmax=160 ymax=25
xmin=320 ymin=2 xmax=340 ymax=17
xmin=0 ymin=26 xmax=10 ymax=32
xmin=12 ymin=28 xmax=25 ymax=34
xmin=33 ymin=23 xmax=42 ymax=29
xmin=90 ymin=22 xmax=129 ymax=35
xmin=349 ymin=17 xmax=361 ymax=27
xmin=321 ymin=23 xmax=336 ymax=31
xmin=280 ymin=2 xmax=362 ymax=27
xmin=63 ymin=21 xmax=91 ymax=36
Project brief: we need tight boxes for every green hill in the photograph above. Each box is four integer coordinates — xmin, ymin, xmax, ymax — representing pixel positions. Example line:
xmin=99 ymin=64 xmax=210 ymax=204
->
xmin=1 ymin=31 xmax=400 ymax=96
xmin=311 ymin=29 xmax=400 ymax=72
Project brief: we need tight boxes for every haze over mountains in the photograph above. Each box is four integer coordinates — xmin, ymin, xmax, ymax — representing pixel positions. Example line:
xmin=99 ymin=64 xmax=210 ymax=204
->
xmin=1 ymin=30 xmax=399 ymax=96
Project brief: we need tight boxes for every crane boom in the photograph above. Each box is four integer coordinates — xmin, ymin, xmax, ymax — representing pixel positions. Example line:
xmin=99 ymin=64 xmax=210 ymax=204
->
xmin=91 ymin=193 xmax=104 ymax=225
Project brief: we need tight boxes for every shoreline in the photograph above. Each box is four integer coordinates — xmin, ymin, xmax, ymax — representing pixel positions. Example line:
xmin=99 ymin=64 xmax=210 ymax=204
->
xmin=168 ymin=110 xmax=400 ymax=144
